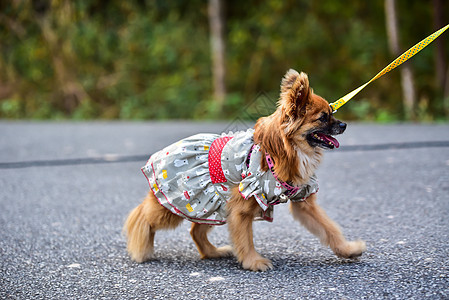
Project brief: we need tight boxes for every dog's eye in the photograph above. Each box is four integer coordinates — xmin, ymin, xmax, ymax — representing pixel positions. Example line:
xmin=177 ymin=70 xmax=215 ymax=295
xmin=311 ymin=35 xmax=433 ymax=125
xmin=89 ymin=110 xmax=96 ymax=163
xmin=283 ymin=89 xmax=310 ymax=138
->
xmin=318 ymin=114 xmax=328 ymax=122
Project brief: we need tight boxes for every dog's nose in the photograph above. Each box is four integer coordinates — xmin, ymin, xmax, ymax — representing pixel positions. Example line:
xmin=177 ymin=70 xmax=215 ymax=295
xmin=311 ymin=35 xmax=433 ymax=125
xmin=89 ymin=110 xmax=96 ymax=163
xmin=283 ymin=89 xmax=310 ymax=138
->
xmin=339 ymin=122 xmax=347 ymax=131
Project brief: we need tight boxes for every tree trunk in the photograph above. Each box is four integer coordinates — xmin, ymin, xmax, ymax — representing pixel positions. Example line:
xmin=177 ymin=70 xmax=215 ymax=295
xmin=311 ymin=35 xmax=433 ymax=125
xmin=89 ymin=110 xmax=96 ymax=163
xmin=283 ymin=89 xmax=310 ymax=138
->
xmin=432 ymin=0 xmax=446 ymax=90
xmin=445 ymin=65 xmax=449 ymax=116
xmin=384 ymin=0 xmax=416 ymax=120
xmin=208 ymin=0 xmax=226 ymax=110
xmin=433 ymin=0 xmax=449 ymax=115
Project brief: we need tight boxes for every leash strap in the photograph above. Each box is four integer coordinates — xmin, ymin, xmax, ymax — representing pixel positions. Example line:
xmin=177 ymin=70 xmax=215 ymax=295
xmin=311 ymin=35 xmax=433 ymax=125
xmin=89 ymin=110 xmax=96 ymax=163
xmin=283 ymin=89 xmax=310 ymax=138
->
xmin=330 ymin=24 xmax=449 ymax=113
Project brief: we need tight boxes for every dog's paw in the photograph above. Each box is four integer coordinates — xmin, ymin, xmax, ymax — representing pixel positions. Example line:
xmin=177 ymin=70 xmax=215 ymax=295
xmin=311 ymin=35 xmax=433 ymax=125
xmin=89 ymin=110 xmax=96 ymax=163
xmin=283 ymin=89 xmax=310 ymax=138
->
xmin=241 ymin=254 xmax=273 ymax=272
xmin=130 ymin=251 xmax=155 ymax=263
xmin=216 ymin=245 xmax=234 ymax=257
xmin=202 ymin=245 xmax=234 ymax=259
xmin=334 ymin=240 xmax=367 ymax=259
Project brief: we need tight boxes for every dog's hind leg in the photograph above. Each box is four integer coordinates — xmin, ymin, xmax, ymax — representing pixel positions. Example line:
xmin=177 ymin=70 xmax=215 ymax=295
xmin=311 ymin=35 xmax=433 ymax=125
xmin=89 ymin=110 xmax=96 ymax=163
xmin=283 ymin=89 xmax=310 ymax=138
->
xmin=290 ymin=194 xmax=366 ymax=259
xmin=123 ymin=192 xmax=183 ymax=262
xmin=226 ymin=190 xmax=273 ymax=271
xmin=190 ymin=223 xmax=233 ymax=259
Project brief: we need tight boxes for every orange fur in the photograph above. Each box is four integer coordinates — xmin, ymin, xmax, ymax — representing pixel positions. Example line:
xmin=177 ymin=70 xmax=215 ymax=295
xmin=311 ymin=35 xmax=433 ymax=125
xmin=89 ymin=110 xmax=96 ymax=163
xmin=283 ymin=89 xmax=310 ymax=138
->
xmin=290 ymin=194 xmax=366 ymax=258
xmin=190 ymin=223 xmax=233 ymax=259
xmin=124 ymin=69 xmax=366 ymax=271
xmin=226 ymin=188 xmax=273 ymax=271
xmin=123 ymin=192 xmax=183 ymax=262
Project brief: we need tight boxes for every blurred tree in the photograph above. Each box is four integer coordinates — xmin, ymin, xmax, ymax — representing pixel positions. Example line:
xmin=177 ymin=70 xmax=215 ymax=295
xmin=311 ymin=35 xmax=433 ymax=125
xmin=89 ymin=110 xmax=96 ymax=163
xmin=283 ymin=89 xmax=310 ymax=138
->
xmin=433 ymin=0 xmax=446 ymax=89
xmin=432 ymin=0 xmax=449 ymax=116
xmin=385 ymin=0 xmax=416 ymax=120
xmin=0 ymin=0 xmax=447 ymax=121
xmin=208 ymin=0 xmax=226 ymax=112
xmin=36 ymin=1 xmax=91 ymax=114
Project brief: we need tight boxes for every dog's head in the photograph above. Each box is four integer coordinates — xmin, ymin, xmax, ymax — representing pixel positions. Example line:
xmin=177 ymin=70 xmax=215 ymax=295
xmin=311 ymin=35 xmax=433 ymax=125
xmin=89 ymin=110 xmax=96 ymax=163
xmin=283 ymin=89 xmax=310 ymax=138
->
xmin=254 ymin=69 xmax=346 ymax=183
xmin=278 ymin=69 xmax=346 ymax=150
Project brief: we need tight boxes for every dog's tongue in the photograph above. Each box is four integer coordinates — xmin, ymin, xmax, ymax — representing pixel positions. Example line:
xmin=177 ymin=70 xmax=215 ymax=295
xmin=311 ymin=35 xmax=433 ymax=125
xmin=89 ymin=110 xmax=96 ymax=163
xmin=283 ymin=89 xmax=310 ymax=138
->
xmin=317 ymin=133 xmax=340 ymax=148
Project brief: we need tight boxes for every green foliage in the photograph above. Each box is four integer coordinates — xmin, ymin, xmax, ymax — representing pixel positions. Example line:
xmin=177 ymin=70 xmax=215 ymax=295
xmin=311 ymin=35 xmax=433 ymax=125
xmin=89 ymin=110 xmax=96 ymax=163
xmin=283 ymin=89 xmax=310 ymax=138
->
xmin=0 ymin=0 xmax=448 ymax=121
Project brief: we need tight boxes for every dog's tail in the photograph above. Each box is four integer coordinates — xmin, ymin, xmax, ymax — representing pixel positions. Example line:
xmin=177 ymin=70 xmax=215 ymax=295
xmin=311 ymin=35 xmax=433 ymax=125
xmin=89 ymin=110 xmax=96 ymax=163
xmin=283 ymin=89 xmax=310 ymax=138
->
xmin=123 ymin=201 xmax=154 ymax=263
xmin=123 ymin=193 xmax=184 ymax=262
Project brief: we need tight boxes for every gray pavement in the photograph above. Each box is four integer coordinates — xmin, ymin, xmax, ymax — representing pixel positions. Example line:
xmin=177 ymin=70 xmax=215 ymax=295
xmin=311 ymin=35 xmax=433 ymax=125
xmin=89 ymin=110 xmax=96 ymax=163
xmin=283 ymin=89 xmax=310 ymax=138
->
xmin=1 ymin=121 xmax=448 ymax=299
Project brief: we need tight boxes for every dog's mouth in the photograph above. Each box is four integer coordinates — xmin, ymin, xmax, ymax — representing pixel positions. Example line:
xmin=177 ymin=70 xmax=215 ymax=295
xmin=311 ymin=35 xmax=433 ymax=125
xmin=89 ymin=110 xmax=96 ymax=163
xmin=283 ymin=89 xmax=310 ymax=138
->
xmin=307 ymin=132 xmax=340 ymax=149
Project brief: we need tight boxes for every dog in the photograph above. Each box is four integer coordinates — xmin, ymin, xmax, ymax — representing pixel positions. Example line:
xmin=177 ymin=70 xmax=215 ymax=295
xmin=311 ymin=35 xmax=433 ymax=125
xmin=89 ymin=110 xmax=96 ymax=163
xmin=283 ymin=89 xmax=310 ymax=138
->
xmin=124 ymin=69 xmax=366 ymax=271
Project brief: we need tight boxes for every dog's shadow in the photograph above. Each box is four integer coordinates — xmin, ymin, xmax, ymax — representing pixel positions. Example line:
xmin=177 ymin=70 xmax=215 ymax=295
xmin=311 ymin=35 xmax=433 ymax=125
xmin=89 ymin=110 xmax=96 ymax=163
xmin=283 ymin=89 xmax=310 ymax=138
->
xmin=132 ymin=248 xmax=368 ymax=276
xmin=273 ymin=255 xmax=367 ymax=270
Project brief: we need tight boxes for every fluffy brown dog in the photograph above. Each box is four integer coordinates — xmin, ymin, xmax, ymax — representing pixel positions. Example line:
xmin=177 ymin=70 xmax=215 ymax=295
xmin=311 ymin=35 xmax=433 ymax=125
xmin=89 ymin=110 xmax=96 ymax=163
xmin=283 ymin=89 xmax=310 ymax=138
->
xmin=124 ymin=69 xmax=366 ymax=271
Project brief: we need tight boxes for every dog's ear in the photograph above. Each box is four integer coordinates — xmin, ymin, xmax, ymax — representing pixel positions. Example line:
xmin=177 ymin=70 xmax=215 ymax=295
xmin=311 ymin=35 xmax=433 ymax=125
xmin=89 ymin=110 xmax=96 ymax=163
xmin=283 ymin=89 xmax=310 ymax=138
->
xmin=279 ymin=69 xmax=311 ymax=119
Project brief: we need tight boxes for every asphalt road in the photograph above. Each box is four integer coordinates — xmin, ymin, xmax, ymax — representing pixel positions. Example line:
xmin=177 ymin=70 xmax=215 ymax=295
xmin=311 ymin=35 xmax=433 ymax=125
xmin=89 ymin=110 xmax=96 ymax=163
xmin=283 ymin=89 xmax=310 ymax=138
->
xmin=1 ymin=121 xmax=448 ymax=299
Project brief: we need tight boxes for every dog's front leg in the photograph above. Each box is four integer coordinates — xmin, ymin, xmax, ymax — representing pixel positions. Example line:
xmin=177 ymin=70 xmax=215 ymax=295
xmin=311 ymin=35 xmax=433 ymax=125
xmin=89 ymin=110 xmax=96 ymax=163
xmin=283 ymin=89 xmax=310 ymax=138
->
xmin=227 ymin=190 xmax=273 ymax=271
xmin=290 ymin=194 xmax=366 ymax=259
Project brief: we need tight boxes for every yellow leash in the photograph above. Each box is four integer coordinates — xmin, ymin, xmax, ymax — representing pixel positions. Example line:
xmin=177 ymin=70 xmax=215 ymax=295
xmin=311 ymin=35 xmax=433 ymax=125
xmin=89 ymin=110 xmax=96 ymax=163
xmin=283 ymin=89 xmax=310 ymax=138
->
xmin=330 ymin=24 xmax=449 ymax=113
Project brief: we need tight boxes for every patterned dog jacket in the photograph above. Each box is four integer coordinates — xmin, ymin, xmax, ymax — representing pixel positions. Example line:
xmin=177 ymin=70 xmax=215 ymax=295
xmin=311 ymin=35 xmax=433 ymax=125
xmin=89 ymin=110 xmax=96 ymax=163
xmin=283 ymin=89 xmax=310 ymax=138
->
xmin=142 ymin=129 xmax=319 ymax=225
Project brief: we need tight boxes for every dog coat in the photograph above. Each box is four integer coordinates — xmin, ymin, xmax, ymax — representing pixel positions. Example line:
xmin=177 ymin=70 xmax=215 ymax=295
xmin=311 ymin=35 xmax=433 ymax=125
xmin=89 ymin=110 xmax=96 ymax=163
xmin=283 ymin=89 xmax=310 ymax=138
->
xmin=142 ymin=129 xmax=319 ymax=225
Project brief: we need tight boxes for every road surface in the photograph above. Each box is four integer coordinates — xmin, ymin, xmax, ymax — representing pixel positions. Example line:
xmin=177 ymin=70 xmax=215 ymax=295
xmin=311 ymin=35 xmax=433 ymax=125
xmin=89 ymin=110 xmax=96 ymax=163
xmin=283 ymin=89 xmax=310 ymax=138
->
xmin=1 ymin=121 xmax=448 ymax=299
